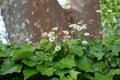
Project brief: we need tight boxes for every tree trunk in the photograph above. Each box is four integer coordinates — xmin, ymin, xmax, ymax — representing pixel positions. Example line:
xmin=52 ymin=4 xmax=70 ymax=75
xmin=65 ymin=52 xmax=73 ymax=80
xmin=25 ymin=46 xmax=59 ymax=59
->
xmin=68 ymin=0 xmax=101 ymax=39
xmin=0 ymin=0 xmax=101 ymax=45
xmin=0 ymin=0 xmax=69 ymax=45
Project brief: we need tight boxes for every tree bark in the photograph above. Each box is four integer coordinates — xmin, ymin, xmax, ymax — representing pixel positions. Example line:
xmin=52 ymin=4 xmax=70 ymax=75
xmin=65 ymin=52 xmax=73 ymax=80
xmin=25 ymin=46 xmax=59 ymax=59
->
xmin=0 ymin=0 xmax=69 ymax=45
xmin=0 ymin=0 xmax=101 ymax=45
xmin=68 ymin=0 xmax=101 ymax=39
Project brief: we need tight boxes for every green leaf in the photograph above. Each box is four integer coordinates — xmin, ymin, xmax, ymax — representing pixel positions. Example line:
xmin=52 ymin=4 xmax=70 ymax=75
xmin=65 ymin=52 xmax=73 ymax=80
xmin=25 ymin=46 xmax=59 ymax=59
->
xmin=36 ymin=65 xmax=56 ymax=76
xmin=12 ymin=44 xmax=35 ymax=60
xmin=90 ymin=72 xmax=113 ymax=80
xmin=117 ymin=58 xmax=120 ymax=67
xmin=109 ymin=69 xmax=120 ymax=76
xmin=89 ymin=46 xmax=104 ymax=60
xmin=92 ymin=61 xmax=106 ymax=72
xmin=23 ymin=68 xmax=39 ymax=80
xmin=51 ymin=78 xmax=59 ymax=80
xmin=60 ymin=75 xmax=68 ymax=80
xmin=54 ymin=69 xmax=70 ymax=76
xmin=40 ymin=39 xmax=48 ymax=44
xmin=75 ymin=56 xmax=93 ymax=72
xmin=0 ymin=59 xmax=22 ymax=75
xmin=35 ymin=51 xmax=49 ymax=61
xmin=69 ymin=70 xmax=80 ymax=80
xmin=67 ymin=39 xmax=78 ymax=46
xmin=22 ymin=59 xmax=38 ymax=67
xmin=69 ymin=45 xmax=83 ymax=57
xmin=0 ymin=49 xmax=9 ymax=57
xmin=58 ymin=55 xmax=76 ymax=69
xmin=111 ymin=45 xmax=120 ymax=56
xmin=12 ymin=50 xmax=33 ymax=60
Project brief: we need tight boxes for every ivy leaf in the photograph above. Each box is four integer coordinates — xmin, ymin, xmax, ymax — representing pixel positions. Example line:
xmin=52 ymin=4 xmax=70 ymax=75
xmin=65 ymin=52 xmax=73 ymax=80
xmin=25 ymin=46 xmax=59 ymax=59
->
xmin=0 ymin=59 xmax=22 ymax=75
xmin=69 ymin=45 xmax=83 ymax=57
xmin=75 ymin=56 xmax=93 ymax=72
xmin=23 ymin=68 xmax=39 ymax=80
xmin=58 ymin=55 xmax=76 ymax=69
xmin=36 ymin=65 xmax=56 ymax=76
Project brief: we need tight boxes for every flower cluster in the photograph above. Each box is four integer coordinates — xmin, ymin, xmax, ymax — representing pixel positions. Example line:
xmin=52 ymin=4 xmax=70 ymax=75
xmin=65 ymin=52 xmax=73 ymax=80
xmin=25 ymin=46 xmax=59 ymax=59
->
xmin=69 ymin=24 xmax=87 ymax=31
xmin=41 ymin=23 xmax=90 ymax=51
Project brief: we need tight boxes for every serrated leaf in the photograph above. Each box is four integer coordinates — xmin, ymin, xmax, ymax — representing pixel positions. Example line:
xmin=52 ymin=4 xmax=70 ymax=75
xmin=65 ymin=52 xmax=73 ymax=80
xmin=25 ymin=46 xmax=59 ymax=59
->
xmin=75 ymin=56 xmax=93 ymax=72
xmin=36 ymin=65 xmax=56 ymax=76
xmin=58 ymin=55 xmax=76 ymax=69
xmin=0 ymin=59 xmax=22 ymax=75
xmin=23 ymin=68 xmax=39 ymax=80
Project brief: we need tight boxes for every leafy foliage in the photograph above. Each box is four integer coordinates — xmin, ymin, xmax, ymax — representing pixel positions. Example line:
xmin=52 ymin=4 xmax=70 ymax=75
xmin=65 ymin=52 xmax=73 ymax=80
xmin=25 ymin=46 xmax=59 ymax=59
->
xmin=0 ymin=26 xmax=120 ymax=80
xmin=0 ymin=0 xmax=119 ymax=80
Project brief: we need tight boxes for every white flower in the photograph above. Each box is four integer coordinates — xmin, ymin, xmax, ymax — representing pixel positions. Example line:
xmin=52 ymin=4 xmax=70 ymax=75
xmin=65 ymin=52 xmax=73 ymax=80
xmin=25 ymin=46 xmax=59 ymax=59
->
xmin=42 ymin=32 xmax=48 ymax=37
xmin=52 ymin=27 xmax=58 ymax=31
xmin=62 ymin=30 xmax=69 ymax=34
xmin=55 ymin=45 xmax=61 ymax=51
xmin=82 ymin=40 xmax=88 ymax=44
xmin=73 ymin=24 xmax=78 ymax=29
xmin=82 ymin=24 xmax=87 ymax=30
xmin=48 ymin=32 xmax=55 ymax=37
xmin=84 ymin=32 xmax=90 ymax=36
xmin=49 ymin=36 xmax=56 ymax=42
xmin=76 ymin=26 xmax=82 ymax=31
xmin=69 ymin=24 xmax=76 ymax=28
xmin=96 ymin=10 xmax=102 ymax=13
xmin=25 ymin=38 xmax=30 ymax=42
xmin=107 ymin=10 xmax=112 ymax=12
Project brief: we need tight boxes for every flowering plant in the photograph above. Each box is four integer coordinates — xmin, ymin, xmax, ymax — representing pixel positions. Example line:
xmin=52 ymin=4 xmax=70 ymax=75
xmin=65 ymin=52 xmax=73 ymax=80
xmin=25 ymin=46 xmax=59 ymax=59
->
xmin=0 ymin=20 xmax=120 ymax=80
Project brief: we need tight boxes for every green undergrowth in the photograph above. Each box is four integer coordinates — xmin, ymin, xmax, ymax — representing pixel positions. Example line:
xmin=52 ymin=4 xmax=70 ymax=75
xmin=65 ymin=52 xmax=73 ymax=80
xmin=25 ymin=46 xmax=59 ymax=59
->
xmin=0 ymin=26 xmax=120 ymax=80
